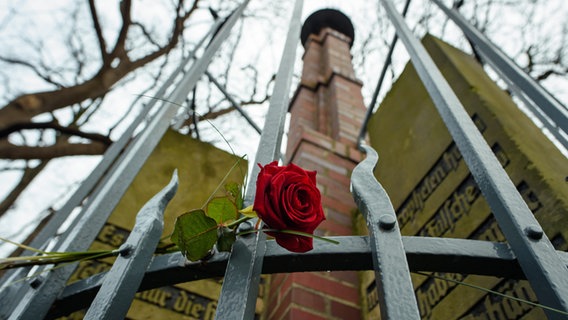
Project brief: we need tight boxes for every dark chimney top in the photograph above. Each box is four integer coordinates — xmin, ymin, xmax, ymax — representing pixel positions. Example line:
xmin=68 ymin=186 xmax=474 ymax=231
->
xmin=300 ymin=9 xmax=354 ymax=48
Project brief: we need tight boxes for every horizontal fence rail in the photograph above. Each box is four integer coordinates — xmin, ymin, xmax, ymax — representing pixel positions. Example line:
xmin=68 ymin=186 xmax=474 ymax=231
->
xmin=46 ymin=234 xmax=568 ymax=317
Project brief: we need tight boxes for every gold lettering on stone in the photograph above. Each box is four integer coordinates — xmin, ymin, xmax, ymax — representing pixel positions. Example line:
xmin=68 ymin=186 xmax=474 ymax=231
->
xmin=96 ymin=223 xmax=129 ymax=247
xmin=69 ymin=260 xmax=112 ymax=283
xmin=397 ymin=142 xmax=463 ymax=228
xmin=466 ymin=281 xmax=537 ymax=320
xmin=172 ymin=290 xmax=212 ymax=318
xmin=418 ymin=176 xmax=480 ymax=237
xmin=204 ymin=302 xmax=217 ymax=320
xmin=365 ymin=281 xmax=379 ymax=311
xmin=135 ymin=288 xmax=172 ymax=308
xmin=397 ymin=114 xmax=488 ymax=228
xmin=416 ymin=273 xmax=463 ymax=318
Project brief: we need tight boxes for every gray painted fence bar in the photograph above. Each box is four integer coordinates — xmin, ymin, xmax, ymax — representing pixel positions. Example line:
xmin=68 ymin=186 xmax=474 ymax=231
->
xmin=496 ymin=71 xmax=568 ymax=150
xmin=7 ymin=3 xmax=248 ymax=319
xmin=379 ymin=0 xmax=568 ymax=317
xmin=352 ymin=145 xmax=421 ymax=319
xmin=431 ymin=0 xmax=568 ymax=134
xmin=84 ymin=172 xmax=178 ymax=320
xmin=214 ymin=0 xmax=304 ymax=318
xmin=432 ymin=0 xmax=568 ymax=150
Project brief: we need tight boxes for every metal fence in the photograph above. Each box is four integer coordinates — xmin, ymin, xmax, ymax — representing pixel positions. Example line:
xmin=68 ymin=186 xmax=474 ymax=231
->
xmin=1 ymin=0 xmax=568 ymax=319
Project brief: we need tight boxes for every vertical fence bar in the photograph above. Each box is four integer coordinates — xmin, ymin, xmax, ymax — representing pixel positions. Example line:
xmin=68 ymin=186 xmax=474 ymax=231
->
xmin=431 ymin=0 xmax=568 ymax=133
xmin=7 ymin=2 xmax=248 ymax=319
xmin=357 ymin=0 xmax=412 ymax=145
xmin=0 ymin=20 xmax=222 ymax=308
xmin=432 ymin=0 xmax=568 ymax=150
xmin=215 ymin=0 xmax=303 ymax=318
xmin=379 ymin=0 xmax=568 ymax=316
xmin=351 ymin=145 xmax=421 ymax=319
xmin=495 ymin=71 xmax=568 ymax=150
xmin=205 ymin=71 xmax=262 ymax=134
xmin=84 ymin=172 xmax=178 ymax=320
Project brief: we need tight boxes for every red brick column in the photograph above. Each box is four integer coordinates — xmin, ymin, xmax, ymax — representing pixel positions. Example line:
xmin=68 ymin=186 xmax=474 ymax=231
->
xmin=265 ymin=10 xmax=366 ymax=320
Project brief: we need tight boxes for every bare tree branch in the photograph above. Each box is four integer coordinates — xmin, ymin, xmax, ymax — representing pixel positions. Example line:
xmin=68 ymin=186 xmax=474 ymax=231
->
xmin=0 ymin=121 xmax=112 ymax=144
xmin=88 ymin=0 xmax=109 ymax=65
xmin=0 ymin=55 xmax=64 ymax=88
xmin=132 ymin=21 xmax=161 ymax=49
xmin=109 ymin=0 xmax=132 ymax=61
xmin=0 ymin=141 xmax=108 ymax=160
xmin=0 ymin=0 xmax=202 ymax=136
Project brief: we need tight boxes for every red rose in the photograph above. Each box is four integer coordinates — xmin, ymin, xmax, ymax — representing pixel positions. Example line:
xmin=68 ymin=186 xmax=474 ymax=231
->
xmin=253 ymin=161 xmax=325 ymax=253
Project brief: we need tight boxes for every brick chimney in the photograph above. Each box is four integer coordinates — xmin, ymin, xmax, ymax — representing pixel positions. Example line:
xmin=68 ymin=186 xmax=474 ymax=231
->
xmin=265 ymin=9 xmax=366 ymax=319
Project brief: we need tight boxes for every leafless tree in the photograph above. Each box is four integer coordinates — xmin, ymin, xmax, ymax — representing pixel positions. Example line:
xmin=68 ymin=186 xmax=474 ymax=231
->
xmin=0 ymin=0 xmax=280 ymax=218
xmin=0 ymin=0 xmax=201 ymax=158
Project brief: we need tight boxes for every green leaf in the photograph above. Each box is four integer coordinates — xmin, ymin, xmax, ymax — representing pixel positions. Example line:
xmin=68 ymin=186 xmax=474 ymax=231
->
xmin=238 ymin=205 xmax=258 ymax=218
xmin=225 ymin=182 xmax=239 ymax=198
xmin=216 ymin=227 xmax=236 ymax=252
xmin=207 ymin=197 xmax=238 ymax=224
xmin=171 ymin=209 xmax=218 ymax=261
xmin=225 ymin=182 xmax=244 ymax=210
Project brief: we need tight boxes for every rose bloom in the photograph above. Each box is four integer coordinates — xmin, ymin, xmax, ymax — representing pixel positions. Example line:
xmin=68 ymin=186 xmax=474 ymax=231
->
xmin=253 ymin=161 xmax=325 ymax=253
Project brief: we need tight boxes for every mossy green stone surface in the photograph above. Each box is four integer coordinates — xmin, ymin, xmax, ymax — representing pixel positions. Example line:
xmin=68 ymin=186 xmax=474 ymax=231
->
xmin=108 ymin=129 xmax=247 ymax=236
xmin=66 ymin=129 xmax=251 ymax=320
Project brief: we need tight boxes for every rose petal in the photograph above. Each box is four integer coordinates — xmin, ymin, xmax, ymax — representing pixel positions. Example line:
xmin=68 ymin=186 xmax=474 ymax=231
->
xmin=272 ymin=231 xmax=313 ymax=253
xmin=254 ymin=162 xmax=326 ymax=253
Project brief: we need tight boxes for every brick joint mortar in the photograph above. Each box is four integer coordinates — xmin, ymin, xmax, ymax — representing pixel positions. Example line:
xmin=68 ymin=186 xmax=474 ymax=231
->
xmin=286 ymin=126 xmax=363 ymax=165
xmin=288 ymin=72 xmax=363 ymax=113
